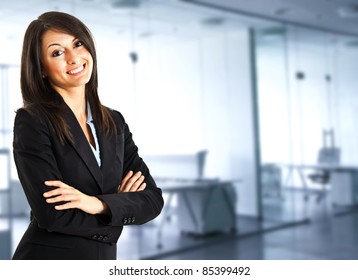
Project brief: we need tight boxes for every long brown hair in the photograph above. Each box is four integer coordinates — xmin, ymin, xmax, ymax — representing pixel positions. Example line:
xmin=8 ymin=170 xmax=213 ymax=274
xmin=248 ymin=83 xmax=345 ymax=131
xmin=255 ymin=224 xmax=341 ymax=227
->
xmin=21 ymin=11 xmax=116 ymax=143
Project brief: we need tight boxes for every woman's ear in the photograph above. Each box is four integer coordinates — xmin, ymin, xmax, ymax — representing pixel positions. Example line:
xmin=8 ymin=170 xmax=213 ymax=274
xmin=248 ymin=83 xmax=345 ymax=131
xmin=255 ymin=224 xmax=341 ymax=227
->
xmin=41 ymin=69 xmax=47 ymax=78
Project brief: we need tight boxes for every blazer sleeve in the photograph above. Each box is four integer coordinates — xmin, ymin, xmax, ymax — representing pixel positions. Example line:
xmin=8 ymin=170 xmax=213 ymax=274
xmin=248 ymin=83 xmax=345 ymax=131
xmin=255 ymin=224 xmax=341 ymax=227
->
xmin=96 ymin=110 xmax=164 ymax=227
xmin=13 ymin=108 xmax=123 ymax=243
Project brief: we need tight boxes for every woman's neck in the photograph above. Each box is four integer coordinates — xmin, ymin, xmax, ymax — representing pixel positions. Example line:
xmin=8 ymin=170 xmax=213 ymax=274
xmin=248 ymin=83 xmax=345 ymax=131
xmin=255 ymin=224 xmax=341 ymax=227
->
xmin=56 ymin=86 xmax=87 ymax=122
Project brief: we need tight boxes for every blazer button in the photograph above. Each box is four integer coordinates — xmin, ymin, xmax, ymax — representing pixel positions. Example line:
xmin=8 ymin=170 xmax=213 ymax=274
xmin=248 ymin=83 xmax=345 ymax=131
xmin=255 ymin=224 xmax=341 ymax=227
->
xmin=103 ymin=236 xmax=108 ymax=241
xmin=132 ymin=217 xmax=135 ymax=223
xmin=92 ymin=234 xmax=98 ymax=240
xmin=98 ymin=235 xmax=103 ymax=240
xmin=127 ymin=217 xmax=132 ymax=223
xmin=123 ymin=218 xmax=128 ymax=224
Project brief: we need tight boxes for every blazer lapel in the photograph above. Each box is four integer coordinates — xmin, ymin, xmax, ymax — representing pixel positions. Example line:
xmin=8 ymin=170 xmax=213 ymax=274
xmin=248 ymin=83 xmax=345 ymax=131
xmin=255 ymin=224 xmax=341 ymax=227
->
xmin=96 ymin=121 xmax=117 ymax=189
xmin=60 ymin=105 xmax=104 ymax=191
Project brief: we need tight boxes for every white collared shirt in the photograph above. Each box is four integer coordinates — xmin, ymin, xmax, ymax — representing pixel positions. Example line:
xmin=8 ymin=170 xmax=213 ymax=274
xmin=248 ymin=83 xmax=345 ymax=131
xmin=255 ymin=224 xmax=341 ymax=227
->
xmin=86 ymin=103 xmax=101 ymax=167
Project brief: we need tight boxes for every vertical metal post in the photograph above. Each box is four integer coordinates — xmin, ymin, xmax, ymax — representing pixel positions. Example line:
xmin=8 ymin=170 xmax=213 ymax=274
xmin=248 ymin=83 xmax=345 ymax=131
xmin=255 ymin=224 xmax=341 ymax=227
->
xmin=248 ymin=29 xmax=263 ymax=219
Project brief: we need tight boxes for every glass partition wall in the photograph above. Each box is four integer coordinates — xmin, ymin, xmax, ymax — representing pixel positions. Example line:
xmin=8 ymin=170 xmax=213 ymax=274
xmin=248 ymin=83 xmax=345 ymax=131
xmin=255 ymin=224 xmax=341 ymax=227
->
xmin=255 ymin=23 xmax=358 ymax=223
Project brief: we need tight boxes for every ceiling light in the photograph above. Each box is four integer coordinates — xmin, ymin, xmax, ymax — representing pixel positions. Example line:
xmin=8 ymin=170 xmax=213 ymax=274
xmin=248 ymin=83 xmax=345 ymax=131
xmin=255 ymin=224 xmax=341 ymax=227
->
xmin=110 ymin=0 xmax=145 ymax=9
xmin=260 ymin=26 xmax=286 ymax=37
xmin=274 ymin=7 xmax=290 ymax=16
xmin=201 ymin=17 xmax=225 ymax=27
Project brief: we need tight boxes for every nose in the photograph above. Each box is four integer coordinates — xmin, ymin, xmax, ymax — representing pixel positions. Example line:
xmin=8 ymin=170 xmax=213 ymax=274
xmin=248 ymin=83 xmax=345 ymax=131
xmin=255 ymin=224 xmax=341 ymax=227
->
xmin=67 ymin=50 xmax=80 ymax=65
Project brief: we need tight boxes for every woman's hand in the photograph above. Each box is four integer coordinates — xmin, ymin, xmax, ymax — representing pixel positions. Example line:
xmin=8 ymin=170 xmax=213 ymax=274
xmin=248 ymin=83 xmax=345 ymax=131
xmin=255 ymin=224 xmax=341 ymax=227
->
xmin=43 ymin=181 xmax=109 ymax=215
xmin=43 ymin=170 xmax=145 ymax=214
xmin=118 ymin=170 xmax=146 ymax=192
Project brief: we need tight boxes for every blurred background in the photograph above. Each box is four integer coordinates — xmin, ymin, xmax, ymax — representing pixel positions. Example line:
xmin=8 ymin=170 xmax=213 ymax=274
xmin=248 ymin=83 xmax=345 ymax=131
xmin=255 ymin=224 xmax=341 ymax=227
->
xmin=2 ymin=0 xmax=358 ymax=260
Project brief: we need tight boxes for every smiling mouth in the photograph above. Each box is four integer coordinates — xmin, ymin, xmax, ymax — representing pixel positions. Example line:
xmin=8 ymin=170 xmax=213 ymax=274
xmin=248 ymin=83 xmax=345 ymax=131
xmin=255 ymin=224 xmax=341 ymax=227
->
xmin=67 ymin=64 xmax=85 ymax=75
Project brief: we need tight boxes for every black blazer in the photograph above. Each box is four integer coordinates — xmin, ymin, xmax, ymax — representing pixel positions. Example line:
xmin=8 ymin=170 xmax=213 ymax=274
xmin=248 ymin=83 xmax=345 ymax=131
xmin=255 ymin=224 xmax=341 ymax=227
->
xmin=12 ymin=98 xmax=164 ymax=260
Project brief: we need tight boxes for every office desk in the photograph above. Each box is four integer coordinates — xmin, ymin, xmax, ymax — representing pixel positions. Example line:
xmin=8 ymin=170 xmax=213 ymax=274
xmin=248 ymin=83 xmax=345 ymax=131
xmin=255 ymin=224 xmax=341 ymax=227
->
xmin=156 ymin=179 xmax=240 ymax=248
xmin=279 ymin=163 xmax=358 ymax=206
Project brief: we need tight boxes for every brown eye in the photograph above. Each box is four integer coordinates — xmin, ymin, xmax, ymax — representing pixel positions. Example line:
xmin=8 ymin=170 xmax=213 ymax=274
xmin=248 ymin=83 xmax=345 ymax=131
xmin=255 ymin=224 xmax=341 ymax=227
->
xmin=75 ymin=41 xmax=84 ymax=48
xmin=52 ymin=50 xmax=63 ymax=57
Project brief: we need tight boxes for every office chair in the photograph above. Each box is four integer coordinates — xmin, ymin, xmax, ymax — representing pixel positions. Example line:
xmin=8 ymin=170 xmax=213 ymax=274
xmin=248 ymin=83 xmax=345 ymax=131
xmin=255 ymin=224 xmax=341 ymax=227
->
xmin=307 ymin=130 xmax=340 ymax=202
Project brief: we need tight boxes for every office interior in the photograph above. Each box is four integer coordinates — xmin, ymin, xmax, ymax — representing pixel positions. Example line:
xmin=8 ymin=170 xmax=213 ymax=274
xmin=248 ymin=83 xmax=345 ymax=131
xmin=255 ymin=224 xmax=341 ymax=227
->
xmin=2 ymin=0 xmax=358 ymax=260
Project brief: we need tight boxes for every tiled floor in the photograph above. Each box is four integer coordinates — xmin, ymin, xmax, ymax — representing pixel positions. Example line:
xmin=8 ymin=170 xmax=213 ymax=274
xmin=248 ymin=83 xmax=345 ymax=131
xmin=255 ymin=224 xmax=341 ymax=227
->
xmin=4 ymin=187 xmax=358 ymax=260
xmin=135 ymin=187 xmax=358 ymax=260
xmin=156 ymin=211 xmax=358 ymax=260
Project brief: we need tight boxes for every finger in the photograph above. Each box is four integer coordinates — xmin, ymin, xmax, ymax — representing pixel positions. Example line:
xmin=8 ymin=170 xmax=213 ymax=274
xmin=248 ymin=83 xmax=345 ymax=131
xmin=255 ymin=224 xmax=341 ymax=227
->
xmin=123 ymin=171 xmax=144 ymax=192
xmin=137 ymin=183 xmax=146 ymax=192
xmin=54 ymin=201 xmax=77 ymax=210
xmin=128 ymin=175 xmax=145 ymax=192
xmin=43 ymin=187 xmax=74 ymax=198
xmin=120 ymin=170 xmax=133 ymax=188
xmin=46 ymin=193 xmax=78 ymax=204
xmin=121 ymin=177 xmax=145 ymax=193
xmin=44 ymin=181 xmax=69 ymax=188
xmin=120 ymin=171 xmax=142 ymax=192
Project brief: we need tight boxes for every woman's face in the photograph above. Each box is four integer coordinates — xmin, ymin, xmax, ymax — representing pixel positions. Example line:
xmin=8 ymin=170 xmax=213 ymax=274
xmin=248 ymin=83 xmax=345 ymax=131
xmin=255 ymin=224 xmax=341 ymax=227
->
xmin=41 ymin=29 xmax=93 ymax=95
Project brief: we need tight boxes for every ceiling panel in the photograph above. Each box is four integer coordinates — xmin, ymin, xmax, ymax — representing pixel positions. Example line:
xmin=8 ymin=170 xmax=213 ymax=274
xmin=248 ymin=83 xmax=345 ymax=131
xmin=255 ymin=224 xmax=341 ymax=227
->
xmin=182 ymin=0 xmax=358 ymax=36
xmin=1 ymin=0 xmax=358 ymax=50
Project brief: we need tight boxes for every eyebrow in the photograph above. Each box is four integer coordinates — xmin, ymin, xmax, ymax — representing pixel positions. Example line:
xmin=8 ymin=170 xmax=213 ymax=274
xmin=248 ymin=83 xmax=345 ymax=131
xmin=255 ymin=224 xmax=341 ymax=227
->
xmin=47 ymin=37 xmax=78 ymax=49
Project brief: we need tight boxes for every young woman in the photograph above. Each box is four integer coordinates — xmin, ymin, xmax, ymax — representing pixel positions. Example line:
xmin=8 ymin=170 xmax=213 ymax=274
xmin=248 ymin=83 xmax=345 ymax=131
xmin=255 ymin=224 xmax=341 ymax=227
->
xmin=12 ymin=11 xmax=163 ymax=260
